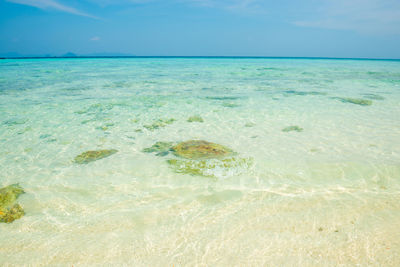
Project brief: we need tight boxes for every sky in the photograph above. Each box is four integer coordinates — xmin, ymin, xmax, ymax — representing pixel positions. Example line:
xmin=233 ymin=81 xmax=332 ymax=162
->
xmin=1 ymin=0 xmax=400 ymax=58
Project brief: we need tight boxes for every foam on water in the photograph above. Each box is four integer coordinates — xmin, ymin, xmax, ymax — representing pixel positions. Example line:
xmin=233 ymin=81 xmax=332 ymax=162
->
xmin=1 ymin=58 xmax=400 ymax=265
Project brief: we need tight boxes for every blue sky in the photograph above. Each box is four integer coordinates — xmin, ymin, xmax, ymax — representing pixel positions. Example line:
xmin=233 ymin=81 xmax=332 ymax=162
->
xmin=1 ymin=0 xmax=400 ymax=58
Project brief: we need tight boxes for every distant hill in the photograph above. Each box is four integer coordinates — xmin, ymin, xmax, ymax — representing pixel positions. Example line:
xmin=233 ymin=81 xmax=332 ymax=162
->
xmin=62 ymin=52 xmax=78 ymax=57
xmin=82 ymin=52 xmax=136 ymax=57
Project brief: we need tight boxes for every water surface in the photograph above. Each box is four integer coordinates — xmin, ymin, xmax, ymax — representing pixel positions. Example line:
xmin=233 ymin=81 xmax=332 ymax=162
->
xmin=1 ymin=58 xmax=400 ymax=266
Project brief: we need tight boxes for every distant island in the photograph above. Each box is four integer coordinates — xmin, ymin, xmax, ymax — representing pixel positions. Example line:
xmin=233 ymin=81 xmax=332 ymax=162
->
xmin=62 ymin=52 xmax=78 ymax=57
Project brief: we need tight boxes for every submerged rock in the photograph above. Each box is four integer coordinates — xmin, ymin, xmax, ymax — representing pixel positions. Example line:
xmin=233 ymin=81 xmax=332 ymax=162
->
xmin=187 ymin=115 xmax=204 ymax=123
xmin=74 ymin=149 xmax=118 ymax=164
xmin=284 ymin=90 xmax=327 ymax=96
xmin=245 ymin=122 xmax=256 ymax=127
xmin=167 ymin=157 xmax=252 ymax=178
xmin=206 ymin=96 xmax=241 ymax=100
xmin=282 ymin=126 xmax=303 ymax=132
xmin=39 ymin=134 xmax=51 ymax=139
xmin=0 ymin=204 xmax=24 ymax=223
xmin=143 ymin=124 xmax=160 ymax=131
xmin=334 ymin=97 xmax=372 ymax=106
xmin=81 ymin=118 xmax=96 ymax=125
xmin=160 ymin=118 xmax=175 ymax=124
xmin=0 ymin=184 xmax=24 ymax=208
xmin=222 ymin=102 xmax=240 ymax=108
xmin=142 ymin=142 xmax=174 ymax=156
xmin=143 ymin=118 xmax=176 ymax=131
xmin=0 ymin=184 xmax=25 ymax=223
xmin=3 ymin=118 xmax=28 ymax=126
xmin=143 ymin=139 xmax=249 ymax=177
xmin=171 ymin=140 xmax=235 ymax=160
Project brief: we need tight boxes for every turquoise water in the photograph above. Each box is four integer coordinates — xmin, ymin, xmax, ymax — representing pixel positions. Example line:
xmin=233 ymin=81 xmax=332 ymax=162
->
xmin=1 ymin=58 xmax=400 ymax=265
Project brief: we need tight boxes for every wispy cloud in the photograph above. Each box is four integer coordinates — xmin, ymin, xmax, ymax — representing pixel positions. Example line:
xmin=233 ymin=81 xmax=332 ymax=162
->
xmin=294 ymin=0 xmax=400 ymax=35
xmin=87 ymin=0 xmax=264 ymax=13
xmin=90 ymin=36 xmax=100 ymax=41
xmin=7 ymin=0 xmax=98 ymax=19
xmin=182 ymin=0 xmax=264 ymax=13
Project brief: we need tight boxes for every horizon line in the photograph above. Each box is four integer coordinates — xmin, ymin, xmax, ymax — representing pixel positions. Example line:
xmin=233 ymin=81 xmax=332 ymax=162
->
xmin=1 ymin=56 xmax=400 ymax=61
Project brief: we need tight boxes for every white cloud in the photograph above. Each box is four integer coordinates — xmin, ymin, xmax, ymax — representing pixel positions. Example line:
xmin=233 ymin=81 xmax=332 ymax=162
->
xmin=7 ymin=0 xmax=98 ymax=19
xmin=294 ymin=0 xmax=400 ymax=35
xmin=90 ymin=36 xmax=100 ymax=41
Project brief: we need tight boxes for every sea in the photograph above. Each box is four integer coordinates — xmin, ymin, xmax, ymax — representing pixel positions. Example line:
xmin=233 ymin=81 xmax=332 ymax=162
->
xmin=0 ymin=57 xmax=399 ymax=266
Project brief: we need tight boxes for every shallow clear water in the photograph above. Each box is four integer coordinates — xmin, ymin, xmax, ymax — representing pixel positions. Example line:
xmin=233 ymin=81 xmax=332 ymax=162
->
xmin=1 ymin=58 xmax=400 ymax=266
